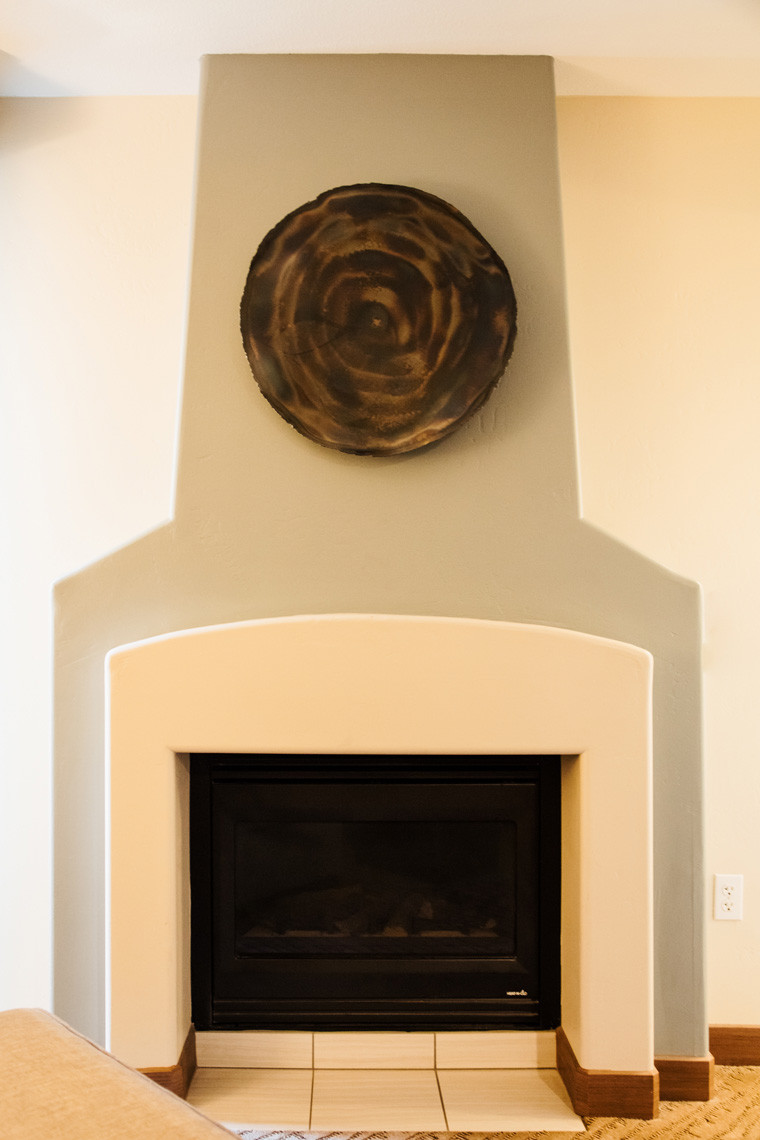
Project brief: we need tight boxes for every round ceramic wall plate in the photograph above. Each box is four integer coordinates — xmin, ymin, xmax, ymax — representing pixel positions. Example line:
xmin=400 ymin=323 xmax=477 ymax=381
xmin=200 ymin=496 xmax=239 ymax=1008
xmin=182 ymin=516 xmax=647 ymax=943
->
xmin=240 ymin=183 xmax=517 ymax=456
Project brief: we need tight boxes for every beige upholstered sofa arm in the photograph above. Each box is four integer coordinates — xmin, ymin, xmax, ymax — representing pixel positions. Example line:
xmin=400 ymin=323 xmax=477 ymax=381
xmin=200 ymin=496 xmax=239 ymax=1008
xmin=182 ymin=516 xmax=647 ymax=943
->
xmin=0 ymin=1009 xmax=234 ymax=1138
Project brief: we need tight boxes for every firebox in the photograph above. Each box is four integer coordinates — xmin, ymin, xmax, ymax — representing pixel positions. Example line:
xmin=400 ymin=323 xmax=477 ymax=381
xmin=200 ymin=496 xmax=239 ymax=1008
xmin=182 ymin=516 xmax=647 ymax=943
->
xmin=190 ymin=753 xmax=561 ymax=1031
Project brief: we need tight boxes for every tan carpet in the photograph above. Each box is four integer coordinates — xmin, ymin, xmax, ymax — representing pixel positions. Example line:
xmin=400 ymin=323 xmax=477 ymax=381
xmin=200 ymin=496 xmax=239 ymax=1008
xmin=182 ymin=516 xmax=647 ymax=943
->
xmin=236 ymin=1066 xmax=760 ymax=1140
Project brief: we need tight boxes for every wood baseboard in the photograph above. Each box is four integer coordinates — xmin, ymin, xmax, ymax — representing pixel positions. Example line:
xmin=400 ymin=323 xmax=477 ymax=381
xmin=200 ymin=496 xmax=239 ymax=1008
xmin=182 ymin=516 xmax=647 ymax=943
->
xmin=709 ymin=1025 xmax=760 ymax=1065
xmin=655 ymin=1054 xmax=714 ymax=1100
xmin=139 ymin=1025 xmax=196 ymax=1099
xmin=556 ymin=1026 xmax=660 ymax=1119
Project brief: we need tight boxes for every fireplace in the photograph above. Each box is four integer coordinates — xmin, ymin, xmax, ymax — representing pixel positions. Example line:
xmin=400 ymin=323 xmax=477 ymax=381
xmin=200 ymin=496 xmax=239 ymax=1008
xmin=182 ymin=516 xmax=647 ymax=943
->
xmin=189 ymin=752 xmax=561 ymax=1030
xmin=55 ymin=57 xmax=705 ymax=1103
xmin=106 ymin=612 xmax=654 ymax=1079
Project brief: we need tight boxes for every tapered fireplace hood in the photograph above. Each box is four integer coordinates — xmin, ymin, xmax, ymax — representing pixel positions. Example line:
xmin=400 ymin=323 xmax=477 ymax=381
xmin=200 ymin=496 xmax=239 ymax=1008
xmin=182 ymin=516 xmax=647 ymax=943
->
xmin=54 ymin=54 xmax=705 ymax=1062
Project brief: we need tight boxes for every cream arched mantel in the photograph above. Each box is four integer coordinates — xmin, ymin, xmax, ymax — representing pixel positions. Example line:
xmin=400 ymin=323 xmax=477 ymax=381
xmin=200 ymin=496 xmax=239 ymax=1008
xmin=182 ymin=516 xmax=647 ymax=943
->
xmin=106 ymin=613 xmax=653 ymax=1075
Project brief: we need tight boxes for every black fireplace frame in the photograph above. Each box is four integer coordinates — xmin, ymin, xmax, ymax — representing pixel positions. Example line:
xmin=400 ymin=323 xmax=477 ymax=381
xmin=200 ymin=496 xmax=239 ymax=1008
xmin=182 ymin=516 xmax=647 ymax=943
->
xmin=190 ymin=753 xmax=561 ymax=1031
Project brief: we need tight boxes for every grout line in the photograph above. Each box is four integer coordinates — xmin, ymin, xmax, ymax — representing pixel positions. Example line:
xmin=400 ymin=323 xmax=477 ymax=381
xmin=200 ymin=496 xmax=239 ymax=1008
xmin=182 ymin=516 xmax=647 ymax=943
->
xmin=433 ymin=1032 xmax=437 ymax=1070
xmin=434 ymin=1057 xmax=556 ymax=1071
xmin=434 ymin=1066 xmax=449 ymax=1130
xmin=308 ymin=1065 xmax=315 ymax=1129
xmin=309 ymin=1033 xmax=315 ymax=1128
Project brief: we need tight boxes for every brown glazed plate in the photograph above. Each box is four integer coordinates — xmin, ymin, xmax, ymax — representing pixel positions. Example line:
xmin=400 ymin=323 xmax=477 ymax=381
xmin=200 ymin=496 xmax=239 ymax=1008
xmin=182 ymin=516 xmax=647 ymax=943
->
xmin=240 ymin=183 xmax=517 ymax=456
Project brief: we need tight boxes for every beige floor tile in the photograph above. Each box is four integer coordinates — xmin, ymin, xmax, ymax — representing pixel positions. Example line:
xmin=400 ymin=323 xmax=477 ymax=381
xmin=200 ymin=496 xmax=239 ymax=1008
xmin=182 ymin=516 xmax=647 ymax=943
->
xmin=314 ymin=1031 xmax=434 ymax=1069
xmin=186 ymin=1067 xmax=313 ymax=1129
xmin=435 ymin=1029 xmax=557 ymax=1068
xmin=311 ymin=1068 xmax=447 ymax=1130
xmin=437 ymin=1068 xmax=584 ymax=1132
xmin=196 ymin=1030 xmax=313 ymax=1068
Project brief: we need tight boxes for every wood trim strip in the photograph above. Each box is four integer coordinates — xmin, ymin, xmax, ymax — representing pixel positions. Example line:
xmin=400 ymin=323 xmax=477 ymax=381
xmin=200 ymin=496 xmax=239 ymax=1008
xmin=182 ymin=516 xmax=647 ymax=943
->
xmin=556 ymin=1026 xmax=660 ymax=1119
xmin=710 ymin=1025 xmax=760 ymax=1065
xmin=139 ymin=1025 xmax=197 ymax=1099
xmin=655 ymin=1054 xmax=714 ymax=1101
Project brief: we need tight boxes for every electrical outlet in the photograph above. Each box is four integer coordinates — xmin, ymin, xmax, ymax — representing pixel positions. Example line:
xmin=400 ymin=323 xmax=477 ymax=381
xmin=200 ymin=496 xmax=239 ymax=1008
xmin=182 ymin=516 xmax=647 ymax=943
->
xmin=714 ymin=873 xmax=744 ymax=920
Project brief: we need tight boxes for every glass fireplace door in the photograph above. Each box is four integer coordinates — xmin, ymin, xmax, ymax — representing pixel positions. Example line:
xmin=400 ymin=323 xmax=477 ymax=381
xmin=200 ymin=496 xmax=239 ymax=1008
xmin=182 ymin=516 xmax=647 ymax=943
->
xmin=190 ymin=754 xmax=560 ymax=1030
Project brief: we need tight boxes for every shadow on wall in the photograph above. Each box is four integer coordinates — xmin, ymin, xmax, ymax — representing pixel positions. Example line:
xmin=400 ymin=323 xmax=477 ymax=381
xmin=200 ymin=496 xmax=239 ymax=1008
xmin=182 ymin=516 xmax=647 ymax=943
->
xmin=0 ymin=51 xmax=73 ymax=102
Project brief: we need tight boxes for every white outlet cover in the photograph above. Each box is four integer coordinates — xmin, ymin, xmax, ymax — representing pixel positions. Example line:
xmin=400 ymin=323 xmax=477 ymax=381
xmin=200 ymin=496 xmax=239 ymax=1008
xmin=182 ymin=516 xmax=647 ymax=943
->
xmin=714 ymin=873 xmax=744 ymax=920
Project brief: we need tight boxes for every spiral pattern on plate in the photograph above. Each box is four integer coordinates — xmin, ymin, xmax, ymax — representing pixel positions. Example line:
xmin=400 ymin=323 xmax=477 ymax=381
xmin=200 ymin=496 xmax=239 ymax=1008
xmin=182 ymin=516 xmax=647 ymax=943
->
xmin=240 ymin=183 xmax=517 ymax=456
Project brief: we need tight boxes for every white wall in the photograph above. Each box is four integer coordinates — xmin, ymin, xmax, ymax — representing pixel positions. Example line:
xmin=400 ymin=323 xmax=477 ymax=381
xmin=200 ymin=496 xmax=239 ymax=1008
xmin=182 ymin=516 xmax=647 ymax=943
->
xmin=1 ymin=91 xmax=758 ymax=1026
xmin=0 ymin=96 xmax=197 ymax=1010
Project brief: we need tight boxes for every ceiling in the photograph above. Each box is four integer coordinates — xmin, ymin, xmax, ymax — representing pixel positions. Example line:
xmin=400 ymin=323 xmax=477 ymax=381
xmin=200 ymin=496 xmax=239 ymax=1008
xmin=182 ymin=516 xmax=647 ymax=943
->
xmin=2 ymin=0 xmax=760 ymax=98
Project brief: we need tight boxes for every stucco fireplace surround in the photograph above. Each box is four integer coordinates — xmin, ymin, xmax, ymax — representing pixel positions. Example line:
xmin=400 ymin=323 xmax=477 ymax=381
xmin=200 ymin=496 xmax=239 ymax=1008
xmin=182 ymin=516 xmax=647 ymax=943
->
xmin=107 ymin=613 xmax=655 ymax=1110
xmin=54 ymin=54 xmax=708 ymax=1121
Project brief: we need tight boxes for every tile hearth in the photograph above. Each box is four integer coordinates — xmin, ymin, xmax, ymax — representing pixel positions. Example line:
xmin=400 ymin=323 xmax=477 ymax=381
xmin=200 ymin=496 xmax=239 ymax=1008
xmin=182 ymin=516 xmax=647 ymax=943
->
xmin=186 ymin=1032 xmax=584 ymax=1133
